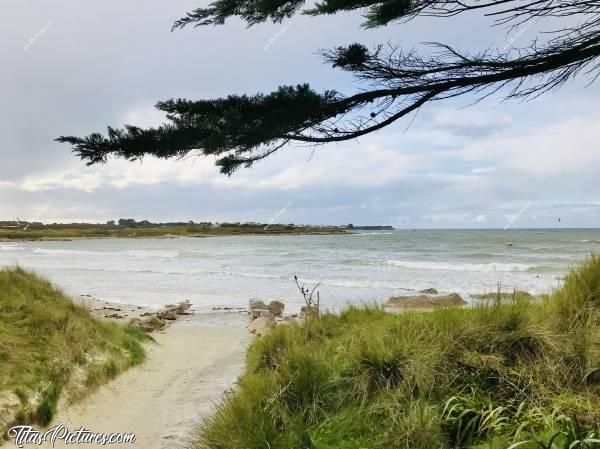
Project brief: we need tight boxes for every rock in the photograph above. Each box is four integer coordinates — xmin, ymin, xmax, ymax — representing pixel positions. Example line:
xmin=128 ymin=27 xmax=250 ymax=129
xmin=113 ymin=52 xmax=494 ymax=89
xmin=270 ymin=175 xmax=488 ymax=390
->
xmin=259 ymin=311 xmax=275 ymax=320
xmin=165 ymin=301 xmax=192 ymax=315
xmin=419 ymin=288 xmax=438 ymax=294
xmin=249 ymin=308 xmax=269 ymax=319
xmin=386 ymin=293 xmax=466 ymax=309
xmin=267 ymin=300 xmax=285 ymax=317
xmin=506 ymin=241 xmax=513 ymax=247
xmin=249 ymin=299 xmax=268 ymax=318
xmin=248 ymin=316 xmax=275 ymax=336
xmin=157 ymin=311 xmax=178 ymax=321
xmin=249 ymin=299 xmax=267 ymax=310
xmin=471 ymin=291 xmax=535 ymax=302
xmin=139 ymin=316 xmax=166 ymax=332
xmin=249 ymin=300 xmax=286 ymax=319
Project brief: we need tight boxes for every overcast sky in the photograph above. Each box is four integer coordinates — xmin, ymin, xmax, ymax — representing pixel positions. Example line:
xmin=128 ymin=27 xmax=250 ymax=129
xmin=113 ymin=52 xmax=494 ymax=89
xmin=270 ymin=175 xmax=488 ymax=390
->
xmin=1 ymin=0 xmax=599 ymax=228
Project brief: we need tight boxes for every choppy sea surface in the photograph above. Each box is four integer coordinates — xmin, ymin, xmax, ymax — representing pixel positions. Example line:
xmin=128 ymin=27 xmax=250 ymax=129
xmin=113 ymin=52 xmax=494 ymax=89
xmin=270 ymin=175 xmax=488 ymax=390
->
xmin=1 ymin=229 xmax=599 ymax=313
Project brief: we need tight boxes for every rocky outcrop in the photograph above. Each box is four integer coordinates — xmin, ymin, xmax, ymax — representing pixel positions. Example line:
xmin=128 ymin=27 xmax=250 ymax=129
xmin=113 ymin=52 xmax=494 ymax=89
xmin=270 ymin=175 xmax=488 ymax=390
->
xmin=130 ymin=301 xmax=192 ymax=332
xmin=268 ymin=300 xmax=285 ymax=317
xmin=249 ymin=299 xmax=285 ymax=319
xmin=248 ymin=316 xmax=275 ymax=336
xmin=471 ymin=291 xmax=535 ymax=302
xmin=248 ymin=299 xmax=294 ymax=336
xmin=137 ymin=316 xmax=167 ymax=332
xmin=419 ymin=288 xmax=439 ymax=294
xmin=386 ymin=293 xmax=466 ymax=309
xmin=164 ymin=300 xmax=192 ymax=316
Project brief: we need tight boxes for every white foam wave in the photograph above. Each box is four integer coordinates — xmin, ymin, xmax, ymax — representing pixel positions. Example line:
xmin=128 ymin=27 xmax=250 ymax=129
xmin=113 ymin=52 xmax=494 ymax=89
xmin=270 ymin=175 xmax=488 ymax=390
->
xmin=0 ymin=244 xmax=24 ymax=251
xmin=31 ymin=248 xmax=179 ymax=258
xmin=384 ymin=259 xmax=533 ymax=272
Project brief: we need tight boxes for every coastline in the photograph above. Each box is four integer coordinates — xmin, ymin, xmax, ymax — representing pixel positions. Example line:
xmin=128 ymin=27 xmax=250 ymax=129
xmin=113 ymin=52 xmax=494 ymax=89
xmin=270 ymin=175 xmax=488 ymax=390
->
xmin=0 ymin=224 xmax=348 ymax=243
xmin=0 ymin=232 xmax=347 ymax=243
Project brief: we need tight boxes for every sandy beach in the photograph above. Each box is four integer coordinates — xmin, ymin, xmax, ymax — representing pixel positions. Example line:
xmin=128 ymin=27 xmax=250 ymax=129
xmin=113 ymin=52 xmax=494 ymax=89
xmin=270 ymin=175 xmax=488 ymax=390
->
xmin=3 ymin=312 xmax=249 ymax=449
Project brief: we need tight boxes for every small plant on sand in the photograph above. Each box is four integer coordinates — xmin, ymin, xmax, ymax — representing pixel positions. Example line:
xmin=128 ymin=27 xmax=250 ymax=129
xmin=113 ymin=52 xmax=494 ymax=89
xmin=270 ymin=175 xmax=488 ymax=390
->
xmin=294 ymin=275 xmax=320 ymax=317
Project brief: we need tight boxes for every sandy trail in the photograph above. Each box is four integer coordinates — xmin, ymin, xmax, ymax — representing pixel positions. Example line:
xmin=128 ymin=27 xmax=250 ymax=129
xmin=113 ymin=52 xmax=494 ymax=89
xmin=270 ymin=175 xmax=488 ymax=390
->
xmin=8 ymin=315 xmax=248 ymax=449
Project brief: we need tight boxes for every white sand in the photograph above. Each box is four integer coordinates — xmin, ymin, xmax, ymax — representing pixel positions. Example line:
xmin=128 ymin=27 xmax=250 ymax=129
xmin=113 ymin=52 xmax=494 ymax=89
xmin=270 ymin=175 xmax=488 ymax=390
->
xmin=5 ymin=314 xmax=248 ymax=449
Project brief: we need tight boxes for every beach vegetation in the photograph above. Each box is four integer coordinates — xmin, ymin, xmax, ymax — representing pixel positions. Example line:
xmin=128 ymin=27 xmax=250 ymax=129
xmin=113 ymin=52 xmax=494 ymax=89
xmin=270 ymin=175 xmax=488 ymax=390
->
xmin=194 ymin=256 xmax=600 ymax=449
xmin=0 ymin=267 xmax=152 ymax=433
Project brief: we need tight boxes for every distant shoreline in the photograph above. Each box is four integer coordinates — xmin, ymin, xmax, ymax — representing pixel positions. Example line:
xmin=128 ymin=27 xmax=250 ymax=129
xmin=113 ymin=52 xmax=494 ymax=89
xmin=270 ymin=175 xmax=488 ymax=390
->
xmin=0 ymin=232 xmax=347 ymax=243
xmin=0 ymin=223 xmax=349 ymax=242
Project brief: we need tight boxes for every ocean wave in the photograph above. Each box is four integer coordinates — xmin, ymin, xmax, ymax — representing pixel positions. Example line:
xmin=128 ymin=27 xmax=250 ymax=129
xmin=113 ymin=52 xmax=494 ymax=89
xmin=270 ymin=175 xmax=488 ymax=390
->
xmin=383 ymin=259 xmax=534 ymax=272
xmin=0 ymin=244 xmax=24 ymax=251
xmin=351 ymin=232 xmax=395 ymax=236
xmin=33 ymin=248 xmax=107 ymax=256
xmin=319 ymin=278 xmax=411 ymax=289
xmin=31 ymin=248 xmax=179 ymax=258
xmin=62 ymin=264 xmax=287 ymax=280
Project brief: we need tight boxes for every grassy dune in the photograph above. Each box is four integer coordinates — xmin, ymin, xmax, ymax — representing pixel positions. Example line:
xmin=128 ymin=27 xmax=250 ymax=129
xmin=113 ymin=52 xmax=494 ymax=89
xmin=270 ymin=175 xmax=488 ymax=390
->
xmin=196 ymin=257 xmax=600 ymax=449
xmin=0 ymin=267 xmax=151 ymax=432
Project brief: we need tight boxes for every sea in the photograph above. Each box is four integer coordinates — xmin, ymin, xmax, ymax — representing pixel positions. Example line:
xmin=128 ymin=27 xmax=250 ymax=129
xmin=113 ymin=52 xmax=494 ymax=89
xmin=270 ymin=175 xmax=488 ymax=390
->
xmin=1 ymin=229 xmax=599 ymax=314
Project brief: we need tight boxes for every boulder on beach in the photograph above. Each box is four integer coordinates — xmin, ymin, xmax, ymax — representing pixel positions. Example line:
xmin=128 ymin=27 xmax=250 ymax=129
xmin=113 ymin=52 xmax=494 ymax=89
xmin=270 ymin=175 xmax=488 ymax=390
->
xmin=268 ymin=300 xmax=285 ymax=317
xmin=249 ymin=299 xmax=285 ymax=319
xmin=249 ymin=299 xmax=267 ymax=310
xmin=419 ymin=288 xmax=439 ymax=294
xmin=165 ymin=300 xmax=192 ymax=315
xmin=248 ymin=316 xmax=275 ymax=336
xmin=157 ymin=310 xmax=178 ymax=321
xmin=139 ymin=316 xmax=167 ymax=332
xmin=471 ymin=291 xmax=535 ymax=302
xmin=386 ymin=293 xmax=466 ymax=309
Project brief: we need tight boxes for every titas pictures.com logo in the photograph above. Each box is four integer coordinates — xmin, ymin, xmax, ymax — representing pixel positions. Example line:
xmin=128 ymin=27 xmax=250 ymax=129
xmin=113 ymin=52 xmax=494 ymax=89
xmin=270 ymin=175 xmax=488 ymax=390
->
xmin=8 ymin=425 xmax=136 ymax=448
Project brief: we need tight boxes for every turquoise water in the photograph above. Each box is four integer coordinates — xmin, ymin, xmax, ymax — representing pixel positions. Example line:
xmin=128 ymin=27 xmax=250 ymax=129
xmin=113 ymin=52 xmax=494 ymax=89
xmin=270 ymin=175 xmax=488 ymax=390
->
xmin=1 ymin=229 xmax=599 ymax=313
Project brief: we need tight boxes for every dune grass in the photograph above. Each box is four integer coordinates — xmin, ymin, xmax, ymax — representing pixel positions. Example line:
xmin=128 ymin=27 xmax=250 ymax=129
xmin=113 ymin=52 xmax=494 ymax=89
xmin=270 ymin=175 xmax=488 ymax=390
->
xmin=0 ymin=267 xmax=152 ymax=431
xmin=194 ymin=256 xmax=600 ymax=449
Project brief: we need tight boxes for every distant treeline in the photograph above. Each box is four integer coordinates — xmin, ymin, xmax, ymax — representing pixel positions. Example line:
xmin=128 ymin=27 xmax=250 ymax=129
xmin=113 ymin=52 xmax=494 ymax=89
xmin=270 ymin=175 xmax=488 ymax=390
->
xmin=346 ymin=224 xmax=394 ymax=230
xmin=0 ymin=220 xmax=394 ymax=230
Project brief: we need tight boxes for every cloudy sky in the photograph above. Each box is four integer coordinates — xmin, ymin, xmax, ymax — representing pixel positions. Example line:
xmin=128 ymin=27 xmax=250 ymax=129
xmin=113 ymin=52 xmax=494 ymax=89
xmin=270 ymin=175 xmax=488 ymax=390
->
xmin=1 ymin=0 xmax=599 ymax=228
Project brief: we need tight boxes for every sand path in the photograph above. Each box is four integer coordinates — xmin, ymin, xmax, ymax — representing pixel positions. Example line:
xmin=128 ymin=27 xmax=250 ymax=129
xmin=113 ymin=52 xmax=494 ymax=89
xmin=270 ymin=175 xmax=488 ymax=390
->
xmin=8 ymin=315 xmax=248 ymax=449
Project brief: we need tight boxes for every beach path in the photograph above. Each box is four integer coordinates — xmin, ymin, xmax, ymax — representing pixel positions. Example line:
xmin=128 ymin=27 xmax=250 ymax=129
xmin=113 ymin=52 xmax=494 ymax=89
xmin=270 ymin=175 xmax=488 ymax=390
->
xmin=26 ymin=316 xmax=247 ymax=449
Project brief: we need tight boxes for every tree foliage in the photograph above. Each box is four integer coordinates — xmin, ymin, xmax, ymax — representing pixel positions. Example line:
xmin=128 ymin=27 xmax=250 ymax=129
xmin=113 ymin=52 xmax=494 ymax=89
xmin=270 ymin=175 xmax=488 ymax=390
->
xmin=58 ymin=0 xmax=600 ymax=174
